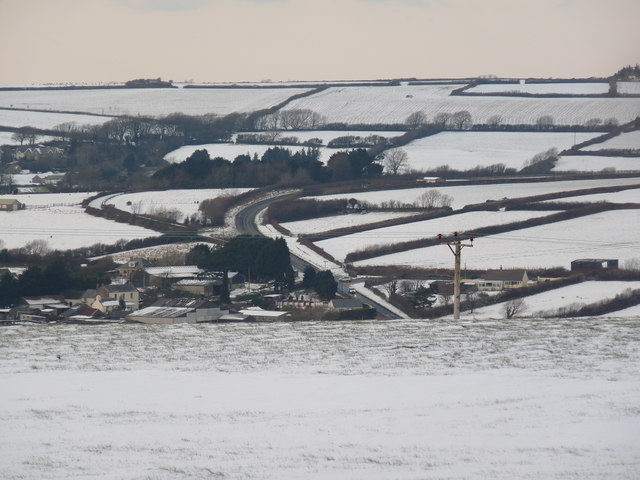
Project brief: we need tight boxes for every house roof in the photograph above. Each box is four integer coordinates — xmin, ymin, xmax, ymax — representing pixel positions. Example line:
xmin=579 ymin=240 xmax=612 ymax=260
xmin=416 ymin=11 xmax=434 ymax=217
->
xmin=239 ymin=307 xmax=289 ymax=318
xmin=0 ymin=198 xmax=23 ymax=205
xmin=102 ymin=284 xmax=138 ymax=293
xmin=145 ymin=266 xmax=203 ymax=278
xmin=482 ymin=269 xmax=527 ymax=281
xmin=152 ymin=298 xmax=217 ymax=309
xmin=128 ymin=306 xmax=193 ymax=319
xmin=330 ymin=299 xmax=364 ymax=309
xmin=21 ymin=295 xmax=66 ymax=306
xmin=174 ymin=279 xmax=220 ymax=286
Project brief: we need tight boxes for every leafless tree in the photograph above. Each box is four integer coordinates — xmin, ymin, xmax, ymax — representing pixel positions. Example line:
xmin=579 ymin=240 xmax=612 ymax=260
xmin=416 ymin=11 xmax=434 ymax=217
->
xmin=433 ymin=112 xmax=452 ymax=128
xmin=383 ymin=279 xmax=399 ymax=298
xmin=536 ymin=115 xmax=555 ymax=128
xmin=487 ymin=114 xmax=504 ymax=127
xmin=24 ymin=239 xmax=49 ymax=256
xmin=584 ymin=118 xmax=602 ymax=128
xmin=414 ymin=189 xmax=453 ymax=209
xmin=406 ymin=111 xmax=427 ymax=129
xmin=450 ymin=110 xmax=473 ymax=130
xmin=503 ymin=298 xmax=527 ymax=319
xmin=623 ymin=258 xmax=640 ymax=271
xmin=381 ymin=148 xmax=409 ymax=175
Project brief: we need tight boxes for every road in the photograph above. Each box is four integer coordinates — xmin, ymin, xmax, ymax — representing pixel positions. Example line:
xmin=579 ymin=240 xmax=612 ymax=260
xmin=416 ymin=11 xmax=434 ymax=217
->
xmin=234 ymin=193 xmax=402 ymax=319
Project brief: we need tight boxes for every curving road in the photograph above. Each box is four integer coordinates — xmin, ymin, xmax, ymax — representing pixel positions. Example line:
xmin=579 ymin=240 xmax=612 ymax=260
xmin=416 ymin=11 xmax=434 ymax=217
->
xmin=234 ymin=192 xmax=402 ymax=319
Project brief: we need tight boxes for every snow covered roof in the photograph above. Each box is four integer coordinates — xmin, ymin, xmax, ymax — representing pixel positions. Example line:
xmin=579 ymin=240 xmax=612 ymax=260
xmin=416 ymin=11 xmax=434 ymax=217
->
xmin=239 ymin=307 xmax=289 ymax=318
xmin=145 ymin=266 xmax=203 ymax=278
xmin=127 ymin=306 xmax=193 ymax=318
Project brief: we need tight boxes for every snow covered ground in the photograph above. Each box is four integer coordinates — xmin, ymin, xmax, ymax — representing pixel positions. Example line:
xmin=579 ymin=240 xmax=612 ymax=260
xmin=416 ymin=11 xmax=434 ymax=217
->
xmin=401 ymin=131 xmax=597 ymax=172
xmin=1 ymin=319 xmax=639 ymax=479
xmin=310 ymin=177 xmax=640 ymax=210
xmin=554 ymin=155 xmax=640 ymax=172
xmin=0 ymin=193 xmax=158 ymax=250
xmin=541 ymin=187 xmax=640 ymax=204
xmin=317 ymin=210 xmax=558 ymax=262
xmin=103 ymin=188 xmax=253 ymax=222
xmin=281 ymin=211 xmax=420 ymax=235
xmin=0 ymin=133 xmax=58 ymax=146
xmin=617 ymin=82 xmax=640 ymax=95
xmin=582 ymin=130 xmax=640 ymax=151
xmin=0 ymin=87 xmax=311 ymax=117
xmin=466 ymin=82 xmax=609 ymax=95
xmin=354 ymin=209 xmax=640 ymax=270
xmin=457 ymin=281 xmax=640 ymax=319
xmin=283 ymin=85 xmax=640 ymax=126
xmin=0 ymin=108 xmax=110 ymax=130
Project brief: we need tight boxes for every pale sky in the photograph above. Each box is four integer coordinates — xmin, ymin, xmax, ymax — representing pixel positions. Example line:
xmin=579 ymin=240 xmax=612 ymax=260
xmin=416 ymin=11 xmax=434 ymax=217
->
xmin=1 ymin=0 xmax=639 ymax=85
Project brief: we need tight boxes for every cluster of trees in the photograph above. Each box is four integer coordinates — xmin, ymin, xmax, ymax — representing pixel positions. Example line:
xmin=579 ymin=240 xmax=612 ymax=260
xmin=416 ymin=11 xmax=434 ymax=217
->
xmin=302 ymin=266 xmax=337 ymax=300
xmin=153 ymin=146 xmax=384 ymax=190
xmin=254 ymin=109 xmax=326 ymax=130
xmin=520 ymin=148 xmax=559 ymax=174
xmin=327 ymin=135 xmax=389 ymax=148
xmin=0 ymin=259 xmax=110 ymax=307
xmin=187 ymin=236 xmax=295 ymax=290
xmin=405 ymin=110 xmax=473 ymax=130
xmin=236 ymin=132 xmax=323 ymax=146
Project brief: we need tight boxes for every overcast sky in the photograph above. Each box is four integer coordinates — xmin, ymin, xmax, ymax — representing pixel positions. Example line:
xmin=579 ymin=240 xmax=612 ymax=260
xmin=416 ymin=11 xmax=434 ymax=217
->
xmin=1 ymin=0 xmax=639 ymax=85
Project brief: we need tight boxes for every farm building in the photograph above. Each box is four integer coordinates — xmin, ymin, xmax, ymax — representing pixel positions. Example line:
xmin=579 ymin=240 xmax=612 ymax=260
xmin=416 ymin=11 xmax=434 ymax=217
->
xmin=571 ymin=259 xmax=619 ymax=272
xmin=0 ymin=199 xmax=25 ymax=211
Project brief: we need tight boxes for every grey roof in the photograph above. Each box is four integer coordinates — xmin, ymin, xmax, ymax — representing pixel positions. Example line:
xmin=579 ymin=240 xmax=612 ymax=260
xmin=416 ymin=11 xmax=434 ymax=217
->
xmin=104 ymin=284 xmax=138 ymax=293
xmin=331 ymin=299 xmax=363 ymax=309
xmin=482 ymin=269 xmax=527 ymax=281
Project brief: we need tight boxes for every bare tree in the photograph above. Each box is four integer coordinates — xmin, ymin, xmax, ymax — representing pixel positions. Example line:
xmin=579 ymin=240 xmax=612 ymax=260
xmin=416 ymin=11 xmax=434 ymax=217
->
xmin=536 ymin=115 xmax=555 ymax=128
xmin=406 ymin=111 xmax=427 ymax=129
xmin=414 ymin=189 xmax=453 ymax=209
xmin=487 ymin=114 xmax=504 ymax=127
xmin=381 ymin=148 xmax=409 ymax=175
xmin=623 ymin=258 xmax=640 ymax=271
xmin=450 ymin=110 xmax=473 ymax=130
xmin=503 ymin=298 xmax=527 ymax=319
xmin=383 ymin=279 xmax=399 ymax=299
xmin=24 ymin=239 xmax=49 ymax=256
xmin=433 ymin=112 xmax=452 ymax=128
xmin=584 ymin=118 xmax=602 ymax=128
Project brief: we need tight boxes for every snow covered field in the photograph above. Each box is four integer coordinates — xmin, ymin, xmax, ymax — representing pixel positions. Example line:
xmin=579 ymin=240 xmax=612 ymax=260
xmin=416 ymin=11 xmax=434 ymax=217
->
xmin=402 ymin=131 xmax=597 ymax=171
xmin=281 ymin=211 xmax=420 ymax=235
xmin=0 ymin=88 xmax=308 ymax=117
xmin=582 ymin=130 xmax=640 ymax=151
xmin=541 ymin=187 xmax=640 ymax=204
xmin=283 ymin=85 xmax=640 ymax=126
xmin=458 ymin=281 xmax=640 ymax=319
xmin=554 ymin=155 xmax=640 ymax=172
xmin=466 ymin=82 xmax=609 ymax=95
xmin=0 ymin=193 xmax=158 ymax=250
xmin=0 ymin=87 xmax=311 ymax=117
xmin=354 ymin=209 xmax=640 ymax=270
xmin=311 ymin=177 xmax=640 ymax=210
xmin=1 ymin=319 xmax=639 ymax=479
xmin=317 ymin=210 xmax=557 ymax=262
xmin=103 ymin=188 xmax=253 ymax=222
xmin=618 ymin=82 xmax=640 ymax=95
xmin=0 ymin=108 xmax=110 ymax=130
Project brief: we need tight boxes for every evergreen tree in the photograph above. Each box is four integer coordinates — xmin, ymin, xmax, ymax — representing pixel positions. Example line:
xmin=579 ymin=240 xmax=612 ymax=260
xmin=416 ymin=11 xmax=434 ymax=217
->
xmin=302 ymin=266 xmax=316 ymax=288
xmin=313 ymin=270 xmax=337 ymax=300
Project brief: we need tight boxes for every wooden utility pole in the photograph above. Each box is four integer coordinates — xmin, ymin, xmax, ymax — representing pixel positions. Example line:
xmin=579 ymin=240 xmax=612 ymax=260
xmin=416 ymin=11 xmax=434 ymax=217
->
xmin=439 ymin=232 xmax=473 ymax=320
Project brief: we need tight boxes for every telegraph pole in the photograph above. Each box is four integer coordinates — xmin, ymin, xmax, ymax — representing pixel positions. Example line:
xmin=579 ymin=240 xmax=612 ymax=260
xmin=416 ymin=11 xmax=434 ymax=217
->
xmin=439 ymin=232 xmax=473 ymax=320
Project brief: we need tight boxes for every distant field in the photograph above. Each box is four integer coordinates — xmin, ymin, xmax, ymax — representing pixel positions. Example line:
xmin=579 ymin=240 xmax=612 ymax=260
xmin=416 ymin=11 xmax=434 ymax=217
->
xmin=401 ymin=131 xmax=598 ymax=171
xmin=0 ymin=193 xmax=157 ymax=250
xmin=103 ymin=188 xmax=253 ymax=222
xmin=354 ymin=209 xmax=640 ymax=270
xmin=0 ymin=87 xmax=311 ymax=117
xmin=281 ymin=211 xmax=420 ymax=235
xmin=316 ymin=210 xmax=557 ymax=262
xmin=466 ymin=82 xmax=609 ymax=95
xmin=582 ymin=130 xmax=640 ymax=151
xmin=284 ymin=85 xmax=640 ymax=125
xmin=541 ymin=187 xmax=640 ymax=203
xmin=554 ymin=155 xmax=640 ymax=172
xmin=311 ymin=177 xmax=640 ymax=210
xmin=458 ymin=281 xmax=640 ymax=319
xmin=0 ymin=109 xmax=111 ymax=130
xmin=618 ymin=82 xmax=640 ymax=95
